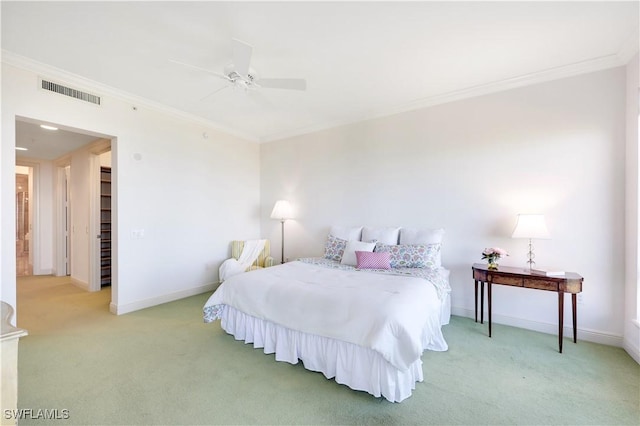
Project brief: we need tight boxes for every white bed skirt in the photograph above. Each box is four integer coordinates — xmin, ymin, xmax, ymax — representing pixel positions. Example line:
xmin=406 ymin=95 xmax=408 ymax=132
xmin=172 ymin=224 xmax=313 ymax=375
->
xmin=220 ymin=305 xmax=424 ymax=403
xmin=441 ymin=291 xmax=451 ymax=326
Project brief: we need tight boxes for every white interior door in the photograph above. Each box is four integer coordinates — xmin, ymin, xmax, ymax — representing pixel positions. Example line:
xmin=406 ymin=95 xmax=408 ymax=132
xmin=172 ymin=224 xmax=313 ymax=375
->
xmin=55 ymin=164 xmax=71 ymax=277
xmin=64 ymin=166 xmax=70 ymax=275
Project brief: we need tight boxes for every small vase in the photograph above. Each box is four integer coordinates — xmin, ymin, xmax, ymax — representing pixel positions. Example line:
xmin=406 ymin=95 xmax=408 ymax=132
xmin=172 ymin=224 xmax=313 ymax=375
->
xmin=487 ymin=258 xmax=499 ymax=270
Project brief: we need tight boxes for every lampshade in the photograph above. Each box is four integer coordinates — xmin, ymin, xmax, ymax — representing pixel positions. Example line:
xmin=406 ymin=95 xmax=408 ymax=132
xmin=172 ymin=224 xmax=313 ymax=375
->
xmin=270 ymin=200 xmax=293 ymax=220
xmin=511 ymin=214 xmax=550 ymax=239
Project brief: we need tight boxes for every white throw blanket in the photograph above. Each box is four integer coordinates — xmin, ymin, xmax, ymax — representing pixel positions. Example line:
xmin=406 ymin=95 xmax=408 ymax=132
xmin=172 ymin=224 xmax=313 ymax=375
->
xmin=205 ymin=260 xmax=447 ymax=371
xmin=219 ymin=239 xmax=266 ymax=282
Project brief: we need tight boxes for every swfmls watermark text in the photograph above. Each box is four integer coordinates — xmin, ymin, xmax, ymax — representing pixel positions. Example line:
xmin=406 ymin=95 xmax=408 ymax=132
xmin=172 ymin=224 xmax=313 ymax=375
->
xmin=4 ymin=409 xmax=70 ymax=420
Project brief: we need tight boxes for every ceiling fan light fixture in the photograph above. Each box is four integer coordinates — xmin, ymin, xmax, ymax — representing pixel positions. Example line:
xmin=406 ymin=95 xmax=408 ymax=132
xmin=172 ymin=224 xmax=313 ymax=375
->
xmin=173 ymin=39 xmax=307 ymax=100
xmin=234 ymin=80 xmax=250 ymax=91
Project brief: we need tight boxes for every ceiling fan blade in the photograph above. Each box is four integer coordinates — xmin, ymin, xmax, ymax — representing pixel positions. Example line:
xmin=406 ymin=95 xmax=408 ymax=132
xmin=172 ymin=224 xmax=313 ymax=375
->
xmin=169 ymin=59 xmax=230 ymax=81
xmin=256 ymin=78 xmax=307 ymax=91
xmin=232 ymin=39 xmax=253 ymax=78
xmin=199 ymin=85 xmax=229 ymax=102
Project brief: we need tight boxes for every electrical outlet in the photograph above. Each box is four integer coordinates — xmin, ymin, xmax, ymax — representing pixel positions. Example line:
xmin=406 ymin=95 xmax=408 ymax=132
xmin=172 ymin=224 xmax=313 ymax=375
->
xmin=577 ymin=293 xmax=584 ymax=305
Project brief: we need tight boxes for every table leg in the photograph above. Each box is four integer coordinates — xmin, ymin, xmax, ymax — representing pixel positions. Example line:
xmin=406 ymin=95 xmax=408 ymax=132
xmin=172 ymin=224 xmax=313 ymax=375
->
xmin=572 ymin=293 xmax=577 ymax=343
xmin=488 ymin=281 xmax=492 ymax=338
xmin=558 ymin=291 xmax=564 ymax=353
xmin=474 ymin=280 xmax=478 ymax=323
xmin=481 ymin=281 xmax=485 ymax=324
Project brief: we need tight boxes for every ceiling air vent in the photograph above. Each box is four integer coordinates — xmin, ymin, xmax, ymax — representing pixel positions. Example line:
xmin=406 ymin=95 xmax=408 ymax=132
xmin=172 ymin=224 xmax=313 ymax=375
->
xmin=40 ymin=79 xmax=101 ymax=106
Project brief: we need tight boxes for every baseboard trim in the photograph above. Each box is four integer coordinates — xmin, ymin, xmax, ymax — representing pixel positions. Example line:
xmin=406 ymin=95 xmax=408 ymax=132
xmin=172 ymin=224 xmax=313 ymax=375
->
xmin=623 ymin=320 xmax=640 ymax=364
xmin=451 ymin=306 xmax=624 ymax=348
xmin=70 ymin=277 xmax=89 ymax=291
xmin=623 ymin=336 xmax=640 ymax=364
xmin=109 ymin=282 xmax=219 ymax=315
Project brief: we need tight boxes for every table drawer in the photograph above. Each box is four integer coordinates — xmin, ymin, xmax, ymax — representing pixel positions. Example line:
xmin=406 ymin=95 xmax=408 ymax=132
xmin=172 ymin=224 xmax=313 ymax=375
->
xmin=524 ymin=278 xmax=559 ymax=291
xmin=488 ymin=275 xmax=523 ymax=286
xmin=473 ymin=269 xmax=488 ymax=281
xmin=561 ymin=280 xmax=583 ymax=293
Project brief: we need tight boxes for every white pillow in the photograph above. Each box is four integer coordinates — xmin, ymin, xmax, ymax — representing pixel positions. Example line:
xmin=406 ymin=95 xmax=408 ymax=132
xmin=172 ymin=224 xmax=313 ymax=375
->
xmin=362 ymin=226 xmax=401 ymax=245
xmin=340 ymin=240 xmax=376 ymax=266
xmin=399 ymin=228 xmax=445 ymax=267
xmin=329 ymin=225 xmax=363 ymax=241
xmin=399 ymin=228 xmax=445 ymax=245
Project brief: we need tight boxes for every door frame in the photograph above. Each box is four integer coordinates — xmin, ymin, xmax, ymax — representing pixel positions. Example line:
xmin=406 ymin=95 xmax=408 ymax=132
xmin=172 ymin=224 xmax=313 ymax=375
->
xmin=88 ymin=141 xmax=111 ymax=292
xmin=54 ymin=158 xmax=71 ymax=277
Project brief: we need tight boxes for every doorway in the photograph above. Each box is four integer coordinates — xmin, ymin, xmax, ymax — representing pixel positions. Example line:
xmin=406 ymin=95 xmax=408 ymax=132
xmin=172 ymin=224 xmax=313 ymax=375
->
xmin=98 ymin=151 xmax=112 ymax=287
xmin=15 ymin=166 xmax=32 ymax=276
xmin=54 ymin=140 xmax=113 ymax=292
xmin=15 ymin=117 xmax=117 ymax=308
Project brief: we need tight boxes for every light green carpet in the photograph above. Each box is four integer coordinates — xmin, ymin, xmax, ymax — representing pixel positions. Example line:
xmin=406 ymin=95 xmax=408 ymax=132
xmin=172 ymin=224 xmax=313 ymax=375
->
xmin=15 ymin=275 xmax=640 ymax=425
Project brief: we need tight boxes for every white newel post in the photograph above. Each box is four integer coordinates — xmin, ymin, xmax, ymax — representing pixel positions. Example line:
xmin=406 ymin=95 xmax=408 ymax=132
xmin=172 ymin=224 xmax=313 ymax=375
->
xmin=1 ymin=301 xmax=28 ymax=426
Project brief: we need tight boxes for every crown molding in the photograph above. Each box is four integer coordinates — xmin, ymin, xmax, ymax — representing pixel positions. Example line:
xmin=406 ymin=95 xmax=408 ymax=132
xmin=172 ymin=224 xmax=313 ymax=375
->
xmin=260 ymin=52 xmax=628 ymax=143
xmin=1 ymin=50 xmax=260 ymax=143
xmin=2 ymin=49 xmax=630 ymax=146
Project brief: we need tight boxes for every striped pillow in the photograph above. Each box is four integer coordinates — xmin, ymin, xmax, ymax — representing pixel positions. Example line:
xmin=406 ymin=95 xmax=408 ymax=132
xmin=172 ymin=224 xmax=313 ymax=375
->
xmin=355 ymin=251 xmax=391 ymax=270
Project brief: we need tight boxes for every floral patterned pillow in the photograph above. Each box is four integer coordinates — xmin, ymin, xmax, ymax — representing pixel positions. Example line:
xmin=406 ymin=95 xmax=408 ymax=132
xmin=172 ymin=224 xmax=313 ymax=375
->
xmin=324 ymin=234 xmax=348 ymax=262
xmin=374 ymin=243 xmax=441 ymax=268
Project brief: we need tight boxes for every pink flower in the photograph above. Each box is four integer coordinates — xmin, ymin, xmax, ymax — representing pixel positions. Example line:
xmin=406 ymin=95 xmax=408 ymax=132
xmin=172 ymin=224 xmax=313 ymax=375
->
xmin=482 ymin=247 xmax=508 ymax=256
xmin=494 ymin=247 xmax=509 ymax=256
xmin=481 ymin=247 xmax=509 ymax=260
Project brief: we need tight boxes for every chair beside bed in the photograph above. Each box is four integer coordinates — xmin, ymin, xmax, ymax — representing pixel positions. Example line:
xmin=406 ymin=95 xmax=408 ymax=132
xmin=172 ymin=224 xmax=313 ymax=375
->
xmin=229 ymin=240 xmax=275 ymax=271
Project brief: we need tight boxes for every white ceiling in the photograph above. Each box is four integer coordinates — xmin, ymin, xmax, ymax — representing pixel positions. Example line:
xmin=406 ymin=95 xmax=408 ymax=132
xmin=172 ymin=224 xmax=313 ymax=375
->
xmin=14 ymin=120 xmax=101 ymax=161
xmin=2 ymin=1 xmax=639 ymax=149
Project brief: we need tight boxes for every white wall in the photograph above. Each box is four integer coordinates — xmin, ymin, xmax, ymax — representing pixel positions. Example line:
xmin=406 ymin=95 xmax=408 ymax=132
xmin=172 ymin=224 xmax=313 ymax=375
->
xmin=624 ymin=53 xmax=639 ymax=362
xmin=2 ymin=57 xmax=634 ymax=355
xmin=261 ymin=67 xmax=627 ymax=345
xmin=1 ymin=62 xmax=261 ymax=317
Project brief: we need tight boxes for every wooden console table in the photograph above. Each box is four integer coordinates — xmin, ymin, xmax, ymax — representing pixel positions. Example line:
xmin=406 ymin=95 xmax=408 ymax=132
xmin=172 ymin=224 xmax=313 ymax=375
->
xmin=472 ymin=263 xmax=583 ymax=353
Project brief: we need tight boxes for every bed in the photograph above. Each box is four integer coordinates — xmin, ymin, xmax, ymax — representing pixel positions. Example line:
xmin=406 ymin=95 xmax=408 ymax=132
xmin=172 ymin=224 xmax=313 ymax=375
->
xmin=203 ymin=227 xmax=451 ymax=402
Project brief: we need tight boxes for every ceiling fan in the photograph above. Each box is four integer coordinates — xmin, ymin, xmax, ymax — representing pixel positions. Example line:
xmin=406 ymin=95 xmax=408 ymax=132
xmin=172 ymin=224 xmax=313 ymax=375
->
xmin=171 ymin=39 xmax=306 ymax=98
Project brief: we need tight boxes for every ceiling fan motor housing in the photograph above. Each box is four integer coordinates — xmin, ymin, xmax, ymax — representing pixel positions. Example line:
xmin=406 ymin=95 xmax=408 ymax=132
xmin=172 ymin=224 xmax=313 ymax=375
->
xmin=224 ymin=63 xmax=258 ymax=83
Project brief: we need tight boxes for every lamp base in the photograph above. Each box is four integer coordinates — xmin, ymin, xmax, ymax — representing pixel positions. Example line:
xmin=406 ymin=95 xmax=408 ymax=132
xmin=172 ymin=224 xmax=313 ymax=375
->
xmin=280 ymin=220 xmax=285 ymax=264
xmin=526 ymin=238 xmax=536 ymax=270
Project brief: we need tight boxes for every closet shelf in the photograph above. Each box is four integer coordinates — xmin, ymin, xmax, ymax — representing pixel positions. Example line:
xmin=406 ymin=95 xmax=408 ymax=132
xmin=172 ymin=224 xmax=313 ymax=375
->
xmin=100 ymin=166 xmax=112 ymax=288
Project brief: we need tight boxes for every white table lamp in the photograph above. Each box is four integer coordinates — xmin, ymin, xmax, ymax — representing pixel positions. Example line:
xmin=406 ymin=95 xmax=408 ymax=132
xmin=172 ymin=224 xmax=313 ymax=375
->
xmin=511 ymin=214 xmax=550 ymax=270
xmin=270 ymin=200 xmax=293 ymax=264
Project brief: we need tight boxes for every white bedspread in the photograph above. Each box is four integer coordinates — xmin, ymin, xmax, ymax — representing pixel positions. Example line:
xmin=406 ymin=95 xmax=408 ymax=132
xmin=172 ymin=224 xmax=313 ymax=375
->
xmin=204 ymin=260 xmax=447 ymax=371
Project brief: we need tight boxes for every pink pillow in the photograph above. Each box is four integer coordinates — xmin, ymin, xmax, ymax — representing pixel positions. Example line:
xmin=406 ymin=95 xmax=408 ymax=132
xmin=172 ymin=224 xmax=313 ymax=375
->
xmin=355 ymin=251 xmax=391 ymax=270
